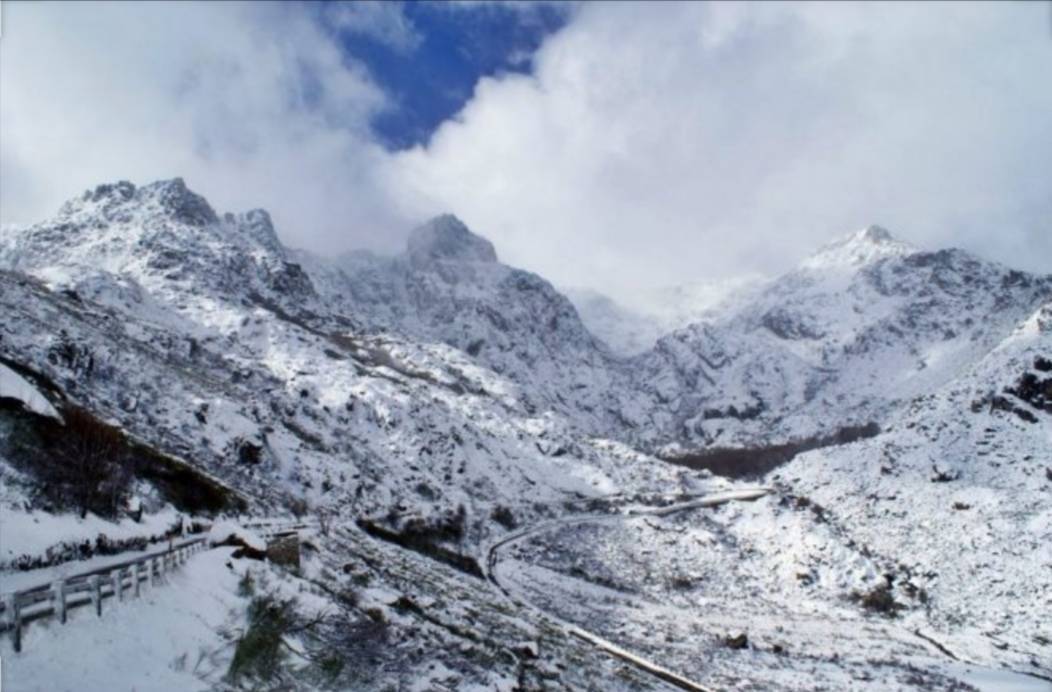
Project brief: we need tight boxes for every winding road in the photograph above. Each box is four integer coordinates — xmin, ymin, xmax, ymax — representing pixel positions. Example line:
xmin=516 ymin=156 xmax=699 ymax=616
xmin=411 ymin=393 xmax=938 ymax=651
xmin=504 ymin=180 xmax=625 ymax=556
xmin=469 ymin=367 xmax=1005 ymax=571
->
xmin=483 ymin=487 xmax=772 ymax=692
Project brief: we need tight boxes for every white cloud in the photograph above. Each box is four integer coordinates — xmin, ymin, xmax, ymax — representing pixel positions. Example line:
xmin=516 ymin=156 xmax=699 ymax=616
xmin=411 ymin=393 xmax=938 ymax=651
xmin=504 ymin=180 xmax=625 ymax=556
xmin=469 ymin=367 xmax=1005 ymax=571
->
xmin=392 ymin=2 xmax=1052 ymax=300
xmin=0 ymin=1 xmax=413 ymax=254
xmin=2 ymin=2 xmax=1049 ymax=300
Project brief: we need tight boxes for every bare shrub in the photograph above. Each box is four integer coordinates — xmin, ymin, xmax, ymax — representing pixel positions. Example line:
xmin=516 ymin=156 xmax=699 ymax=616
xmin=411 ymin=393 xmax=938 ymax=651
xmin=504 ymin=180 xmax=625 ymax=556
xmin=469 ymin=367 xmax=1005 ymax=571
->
xmin=30 ymin=406 xmax=132 ymax=518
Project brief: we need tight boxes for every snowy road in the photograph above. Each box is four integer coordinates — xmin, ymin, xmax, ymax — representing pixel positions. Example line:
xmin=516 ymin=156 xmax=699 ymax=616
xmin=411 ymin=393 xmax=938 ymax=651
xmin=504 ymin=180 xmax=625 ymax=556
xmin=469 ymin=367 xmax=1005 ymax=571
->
xmin=484 ymin=487 xmax=771 ymax=692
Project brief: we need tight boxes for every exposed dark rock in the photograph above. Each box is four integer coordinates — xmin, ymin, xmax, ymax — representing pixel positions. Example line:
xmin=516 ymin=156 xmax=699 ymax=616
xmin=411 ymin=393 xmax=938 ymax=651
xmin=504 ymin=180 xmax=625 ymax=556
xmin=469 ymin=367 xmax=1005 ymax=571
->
xmin=148 ymin=178 xmax=218 ymax=226
xmin=236 ymin=438 xmax=264 ymax=465
xmin=930 ymin=467 xmax=960 ymax=483
xmin=265 ymin=534 xmax=300 ymax=569
xmin=725 ymin=633 xmax=749 ymax=650
xmin=761 ymin=307 xmax=826 ymax=340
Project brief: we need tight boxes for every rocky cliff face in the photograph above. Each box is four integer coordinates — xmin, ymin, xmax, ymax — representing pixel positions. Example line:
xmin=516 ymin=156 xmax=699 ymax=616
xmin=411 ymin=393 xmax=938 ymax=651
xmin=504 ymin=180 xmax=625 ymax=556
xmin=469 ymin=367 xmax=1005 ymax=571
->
xmin=299 ymin=214 xmax=630 ymax=437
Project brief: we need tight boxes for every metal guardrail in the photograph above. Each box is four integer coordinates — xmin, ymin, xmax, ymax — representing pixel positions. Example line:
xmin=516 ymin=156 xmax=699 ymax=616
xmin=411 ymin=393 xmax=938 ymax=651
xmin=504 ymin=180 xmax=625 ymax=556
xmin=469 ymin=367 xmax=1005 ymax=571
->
xmin=1 ymin=537 xmax=207 ymax=652
xmin=1 ymin=517 xmax=319 ymax=652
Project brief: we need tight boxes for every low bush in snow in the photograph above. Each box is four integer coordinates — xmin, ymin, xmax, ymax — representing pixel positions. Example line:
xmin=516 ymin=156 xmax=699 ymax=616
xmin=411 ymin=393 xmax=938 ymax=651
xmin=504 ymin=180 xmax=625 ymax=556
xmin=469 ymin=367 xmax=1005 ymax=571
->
xmin=227 ymin=595 xmax=297 ymax=685
xmin=490 ymin=504 xmax=517 ymax=529
xmin=850 ymin=582 xmax=904 ymax=617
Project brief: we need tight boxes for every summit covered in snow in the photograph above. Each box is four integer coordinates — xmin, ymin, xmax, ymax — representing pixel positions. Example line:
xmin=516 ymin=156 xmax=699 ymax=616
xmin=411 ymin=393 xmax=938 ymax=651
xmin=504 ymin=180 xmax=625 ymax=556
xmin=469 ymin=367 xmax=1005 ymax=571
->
xmin=407 ymin=214 xmax=499 ymax=267
xmin=801 ymin=224 xmax=918 ymax=270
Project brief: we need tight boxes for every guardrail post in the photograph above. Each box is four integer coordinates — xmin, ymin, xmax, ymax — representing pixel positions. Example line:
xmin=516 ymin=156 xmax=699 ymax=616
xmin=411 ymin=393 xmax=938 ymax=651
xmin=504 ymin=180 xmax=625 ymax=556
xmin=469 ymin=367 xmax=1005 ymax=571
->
xmin=148 ymin=558 xmax=156 ymax=587
xmin=132 ymin=562 xmax=141 ymax=598
xmin=159 ymin=554 xmax=166 ymax=577
xmin=89 ymin=575 xmax=102 ymax=616
xmin=113 ymin=569 xmax=123 ymax=602
xmin=6 ymin=593 xmax=21 ymax=653
xmin=52 ymin=578 xmax=67 ymax=624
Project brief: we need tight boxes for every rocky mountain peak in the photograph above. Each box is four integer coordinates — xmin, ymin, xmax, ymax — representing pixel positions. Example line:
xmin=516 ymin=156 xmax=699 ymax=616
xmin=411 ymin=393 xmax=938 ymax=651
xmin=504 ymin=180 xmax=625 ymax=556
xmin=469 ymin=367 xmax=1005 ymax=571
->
xmin=858 ymin=224 xmax=893 ymax=243
xmin=139 ymin=178 xmax=218 ymax=227
xmin=85 ymin=180 xmax=137 ymax=204
xmin=800 ymin=224 xmax=916 ymax=271
xmin=406 ymin=214 xmax=498 ymax=268
xmin=60 ymin=177 xmax=218 ymax=229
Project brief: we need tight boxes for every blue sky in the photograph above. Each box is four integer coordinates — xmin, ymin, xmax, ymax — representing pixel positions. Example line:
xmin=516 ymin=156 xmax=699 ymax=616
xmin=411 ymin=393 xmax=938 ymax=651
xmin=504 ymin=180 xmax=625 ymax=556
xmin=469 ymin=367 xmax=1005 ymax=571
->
xmin=319 ymin=1 xmax=570 ymax=149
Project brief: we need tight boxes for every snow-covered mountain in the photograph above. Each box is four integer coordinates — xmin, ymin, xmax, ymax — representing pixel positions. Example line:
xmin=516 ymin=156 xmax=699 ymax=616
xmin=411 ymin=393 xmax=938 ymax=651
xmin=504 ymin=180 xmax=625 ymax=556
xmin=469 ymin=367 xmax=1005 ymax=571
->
xmin=563 ymin=288 xmax=666 ymax=357
xmin=297 ymin=214 xmax=630 ymax=437
xmin=567 ymin=275 xmax=767 ymax=357
xmin=0 ymin=179 xmax=322 ymax=325
xmin=635 ymin=225 xmax=1052 ymax=453
xmin=2 ymin=179 xmax=1049 ymax=689
xmin=493 ymin=297 xmax=1052 ymax=687
xmin=0 ymin=180 xmax=696 ymax=549
xmin=6 ymin=183 xmax=1047 ymax=462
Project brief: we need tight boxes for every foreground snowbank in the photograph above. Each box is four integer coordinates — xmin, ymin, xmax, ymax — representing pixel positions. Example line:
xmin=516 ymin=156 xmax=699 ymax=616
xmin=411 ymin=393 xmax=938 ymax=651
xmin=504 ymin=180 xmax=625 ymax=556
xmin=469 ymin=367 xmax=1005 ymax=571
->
xmin=3 ymin=547 xmax=244 ymax=691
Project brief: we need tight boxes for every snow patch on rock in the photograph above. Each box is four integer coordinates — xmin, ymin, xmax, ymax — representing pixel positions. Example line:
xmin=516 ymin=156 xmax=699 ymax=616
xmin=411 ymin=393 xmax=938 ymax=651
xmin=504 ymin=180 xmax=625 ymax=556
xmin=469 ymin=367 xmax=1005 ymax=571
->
xmin=0 ymin=362 xmax=61 ymax=420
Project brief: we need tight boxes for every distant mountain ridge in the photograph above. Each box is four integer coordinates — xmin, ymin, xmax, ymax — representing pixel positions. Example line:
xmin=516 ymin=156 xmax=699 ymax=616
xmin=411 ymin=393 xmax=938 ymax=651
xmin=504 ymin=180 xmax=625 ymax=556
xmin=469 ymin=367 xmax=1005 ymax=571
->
xmin=3 ymin=178 xmax=1049 ymax=457
xmin=630 ymin=224 xmax=1049 ymax=451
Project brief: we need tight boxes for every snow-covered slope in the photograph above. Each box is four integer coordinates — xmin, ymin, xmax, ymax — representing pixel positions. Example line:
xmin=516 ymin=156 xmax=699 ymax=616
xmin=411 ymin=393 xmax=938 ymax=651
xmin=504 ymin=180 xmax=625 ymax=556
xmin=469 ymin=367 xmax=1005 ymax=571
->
xmin=3 ymin=179 xmax=1049 ymax=689
xmin=0 ymin=362 xmax=62 ymax=420
xmin=0 ymin=179 xmax=325 ymax=341
xmin=493 ymin=299 xmax=1052 ymax=687
xmin=636 ymin=226 xmax=1052 ymax=452
xmin=563 ymin=288 xmax=666 ymax=357
xmin=0 ymin=181 xmax=695 ymax=551
xmin=753 ymin=297 xmax=1052 ymax=677
xmin=298 ymin=214 xmax=631 ymax=437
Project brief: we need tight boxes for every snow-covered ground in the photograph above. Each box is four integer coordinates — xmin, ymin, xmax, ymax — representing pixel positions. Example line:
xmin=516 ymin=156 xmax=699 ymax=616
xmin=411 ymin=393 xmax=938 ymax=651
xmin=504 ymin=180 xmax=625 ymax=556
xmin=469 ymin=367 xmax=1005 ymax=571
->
xmin=0 ymin=178 xmax=1049 ymax=689
xmin=5 ymin=547 xmax=244 ymax=691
